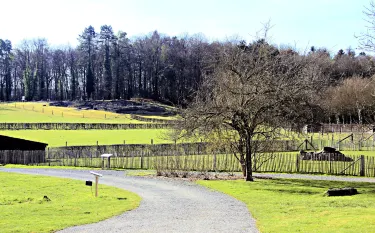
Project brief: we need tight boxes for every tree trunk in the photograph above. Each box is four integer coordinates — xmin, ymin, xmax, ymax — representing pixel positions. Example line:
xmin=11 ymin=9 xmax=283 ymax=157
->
xmin=358 ymin=108 xmax=362 ymax=124
xmin=245 ymin=135 xmax=253 ymax=181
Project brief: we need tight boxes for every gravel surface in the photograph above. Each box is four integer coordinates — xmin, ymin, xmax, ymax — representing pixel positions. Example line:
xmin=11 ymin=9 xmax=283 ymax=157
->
xmin=0 ymin=168 xmax=258 ymax=233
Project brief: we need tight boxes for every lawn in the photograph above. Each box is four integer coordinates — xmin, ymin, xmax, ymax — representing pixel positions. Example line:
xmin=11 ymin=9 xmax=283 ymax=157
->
xmin=198 ymin=178 xmax=375 ymax=233
xmin=0 ymin=129 xmax=172 ymax=147
xmin=3 ymin=164 xmax=101 ymax=170
xmin=0 ymin=172 xmax=141 ymax=233
xmin=0 ymin=102 xmax=145 ymax=124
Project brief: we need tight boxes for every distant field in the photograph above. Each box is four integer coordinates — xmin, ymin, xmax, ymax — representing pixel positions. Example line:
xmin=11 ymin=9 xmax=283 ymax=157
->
xmin=0 ymin=129 xmax=172 ymax=147
xmin=0 ymin=102 xmax=145 ymax=123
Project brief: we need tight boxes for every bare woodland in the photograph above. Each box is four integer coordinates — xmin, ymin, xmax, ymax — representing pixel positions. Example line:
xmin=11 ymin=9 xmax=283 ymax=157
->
xmin=2 ymin=3 xmax=375 ymax=181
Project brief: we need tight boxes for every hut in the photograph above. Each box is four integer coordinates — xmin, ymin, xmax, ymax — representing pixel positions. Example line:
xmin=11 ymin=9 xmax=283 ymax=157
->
xmin=0 ymin=135 xmax=48 ymax=165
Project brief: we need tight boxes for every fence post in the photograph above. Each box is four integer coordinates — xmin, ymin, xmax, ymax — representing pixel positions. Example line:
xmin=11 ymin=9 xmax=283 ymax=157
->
xmin=140 ymin=152 xmax=144 ymax=169
xmin=296 ymin=154 xmax=300 ymax=173
xmin=47 ymin=148 xmax=50 ymax=166
xmin=213 ymin=153 xmax=217 ymax=171
xmin=329 ymin=153 xmax=332 ymax=174
xmin=360 ymin=155 xmax=365 ymax=177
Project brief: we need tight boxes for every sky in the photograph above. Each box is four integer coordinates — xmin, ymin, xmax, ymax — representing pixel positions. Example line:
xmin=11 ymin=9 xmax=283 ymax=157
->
xmin=0 ymin=0 xmax=372 ymax=54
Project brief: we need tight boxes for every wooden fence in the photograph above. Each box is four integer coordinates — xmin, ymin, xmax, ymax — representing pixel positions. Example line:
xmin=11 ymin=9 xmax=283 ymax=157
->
xmin=4 ymin=140 xmax=375 ymax=177
xmin=0 ymin=150 xmax=46 ymax=164
xmin=41 ymin=149 xmax=375 ymax=177
xmin=0 ymin=122 xmax=171 ymax=130
xmin=308 ymin=124 xmax=373 ymax=133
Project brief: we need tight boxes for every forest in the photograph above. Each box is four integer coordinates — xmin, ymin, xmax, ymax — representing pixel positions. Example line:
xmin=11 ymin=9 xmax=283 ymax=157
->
xmin=1 ymin=25 xmax=375 ymax=123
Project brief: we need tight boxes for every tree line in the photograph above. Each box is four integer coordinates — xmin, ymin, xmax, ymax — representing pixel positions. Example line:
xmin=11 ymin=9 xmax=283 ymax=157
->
xmin=1 ymin=25 xmax=375 ymax=109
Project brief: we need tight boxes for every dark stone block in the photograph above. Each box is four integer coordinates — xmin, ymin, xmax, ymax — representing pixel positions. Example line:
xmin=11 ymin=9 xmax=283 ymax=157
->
xmin=326 ymin=187 xmax=358 ymax=196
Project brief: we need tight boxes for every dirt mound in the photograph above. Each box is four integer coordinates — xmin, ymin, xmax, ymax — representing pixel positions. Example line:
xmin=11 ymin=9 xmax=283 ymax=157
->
xmin=49 ymin=101 xmax=73 ymax=107
xmin=50 ymin=100 xmax=176 ymax=116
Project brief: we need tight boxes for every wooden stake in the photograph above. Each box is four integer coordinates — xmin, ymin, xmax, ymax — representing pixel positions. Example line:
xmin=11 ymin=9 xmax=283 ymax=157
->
xmin=95 ymin=176 xmax=99 ymax=197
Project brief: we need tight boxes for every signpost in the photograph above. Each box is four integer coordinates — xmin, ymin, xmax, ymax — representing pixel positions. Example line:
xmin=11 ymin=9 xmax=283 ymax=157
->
xmin=101 ymin=153 xmax=114 ymax=169
xmin=90 ymin=171 xmax=103 ymax=197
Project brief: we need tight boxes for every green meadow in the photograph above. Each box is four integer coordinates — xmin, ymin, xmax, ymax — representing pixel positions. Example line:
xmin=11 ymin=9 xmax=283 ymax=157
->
xmin=0 ymin=172 xmax=140 ymax=233
xmin=0 ymin=129 xmax=172 ymax=147
xmin=198 ymin=178 xmax=375 ymax=233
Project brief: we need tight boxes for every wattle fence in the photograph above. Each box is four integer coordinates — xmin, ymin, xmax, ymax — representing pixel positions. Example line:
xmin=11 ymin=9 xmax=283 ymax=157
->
xmin=0 ymin=139 xmax=372 ymax=177
xmin=0 ymin=150 xmax=46 ymax=164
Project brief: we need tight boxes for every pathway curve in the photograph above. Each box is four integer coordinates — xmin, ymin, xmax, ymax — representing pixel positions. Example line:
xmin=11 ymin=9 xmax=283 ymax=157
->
xmin=0 ymin=168 xmax=258 ymax=233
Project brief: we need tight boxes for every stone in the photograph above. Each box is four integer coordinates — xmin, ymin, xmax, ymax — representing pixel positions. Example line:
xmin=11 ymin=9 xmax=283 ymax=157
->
xmin=326 ymin=187 xmax=358 ymax=196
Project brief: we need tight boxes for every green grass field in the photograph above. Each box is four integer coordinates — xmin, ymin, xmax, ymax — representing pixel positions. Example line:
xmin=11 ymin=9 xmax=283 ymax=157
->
xmin=198 ymin=178 xmax=375 ymax=233
xmin=3 ymin=164 xmax=101 ymax=170
xmin=0 ymin=129 xmax=172 ymax=147
xmin=0 ymin=102 xmax=145 ymax=123
xmin=0 ymin=172 xmax=140 ymax=233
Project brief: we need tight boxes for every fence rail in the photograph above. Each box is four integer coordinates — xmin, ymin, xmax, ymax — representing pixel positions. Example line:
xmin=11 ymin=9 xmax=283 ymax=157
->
xmin=0 ymin=122 xmax=171 ymax=130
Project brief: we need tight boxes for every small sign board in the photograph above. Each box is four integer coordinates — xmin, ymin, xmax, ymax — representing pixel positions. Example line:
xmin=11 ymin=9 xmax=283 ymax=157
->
xmin=100 ymin=153 xmax=113 ymax=158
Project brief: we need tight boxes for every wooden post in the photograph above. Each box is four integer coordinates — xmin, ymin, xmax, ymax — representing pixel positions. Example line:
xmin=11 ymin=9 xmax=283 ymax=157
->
xmin=151 ymin=139 xmax=153 ymax=145
xmin=296 ymin=154 xmax=300 ymax=172
xmin=95 ymin=176 xmax=99 ymax=197
xmin=360 ymin=155 xmax=365 ymax=177
xmin=140 ymin=153 xmax=144 ymax=169
xmin=66 ymin=141 xmax=68 ymax=147
xmin=329 ymin=153 xmax=332 ymax=174
xmin=213 ymin=153 xmax=217 ymax=171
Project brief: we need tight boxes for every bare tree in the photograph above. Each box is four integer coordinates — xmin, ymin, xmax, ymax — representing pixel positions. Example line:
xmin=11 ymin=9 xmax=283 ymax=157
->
xmin=175 ymin=39 xmax=324 ymax=181
xmin=358 ymin=1 xmax=375 ymax=52
xmin=323 ymin=76 xmax=375 ymax=124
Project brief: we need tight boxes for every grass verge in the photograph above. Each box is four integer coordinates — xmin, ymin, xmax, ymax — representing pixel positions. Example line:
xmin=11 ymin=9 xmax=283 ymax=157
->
xmin=0 ymin=172 xmax=141 ymax=233
xmin=198 ymin=178 xmax=375 ymax=233
xmin=3 ymin=164 xmax=100 ymax=170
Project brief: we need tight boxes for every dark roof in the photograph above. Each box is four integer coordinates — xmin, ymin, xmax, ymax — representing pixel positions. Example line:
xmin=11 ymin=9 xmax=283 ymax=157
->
xmin=0 ymin=135 xmax=48 ymax=151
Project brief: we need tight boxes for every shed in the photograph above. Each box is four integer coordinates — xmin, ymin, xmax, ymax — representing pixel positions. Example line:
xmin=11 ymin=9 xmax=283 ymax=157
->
xmin=0 ymin=135 xmax=48 ymax=165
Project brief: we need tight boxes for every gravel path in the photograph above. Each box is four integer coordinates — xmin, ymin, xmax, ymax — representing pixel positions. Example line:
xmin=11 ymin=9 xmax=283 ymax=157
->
xmin=0 ymin=168 xmax=258 ymax=233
